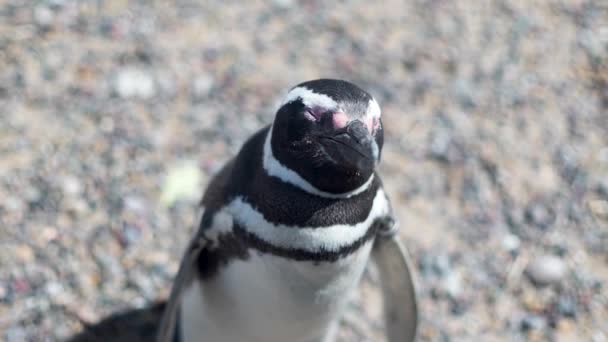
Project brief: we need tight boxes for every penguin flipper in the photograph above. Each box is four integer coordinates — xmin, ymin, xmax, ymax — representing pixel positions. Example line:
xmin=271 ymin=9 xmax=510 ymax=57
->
xmin=157 ymin=159 xmax=236 ymax=342
xmin=372 ymin=233 xmax=418 ymax=342
xmin=156 ymin=237 xmax=208 ymax=342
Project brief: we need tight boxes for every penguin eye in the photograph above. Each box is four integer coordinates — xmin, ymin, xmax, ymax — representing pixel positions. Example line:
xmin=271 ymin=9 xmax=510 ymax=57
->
xmin=303 ymin=108 xmax=324 ymax=122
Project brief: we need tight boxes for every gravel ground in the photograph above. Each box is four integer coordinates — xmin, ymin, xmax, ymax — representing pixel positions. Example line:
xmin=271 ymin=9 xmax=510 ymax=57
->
xmin=1 ymin=1 xmax=607 ymax=341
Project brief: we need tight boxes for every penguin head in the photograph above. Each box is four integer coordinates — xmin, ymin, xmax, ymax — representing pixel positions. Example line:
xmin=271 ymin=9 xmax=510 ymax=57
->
xmin=269 ymin=79 xmax=384 ymax=195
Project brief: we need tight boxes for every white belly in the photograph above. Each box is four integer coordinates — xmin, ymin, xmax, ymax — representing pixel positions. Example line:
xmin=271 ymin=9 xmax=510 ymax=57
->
xmin=180 ymin=241 xmax=374 ymax=342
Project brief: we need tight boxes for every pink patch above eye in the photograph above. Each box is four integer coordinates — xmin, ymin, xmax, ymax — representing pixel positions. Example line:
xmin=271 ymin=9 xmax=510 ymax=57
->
xmin=332 ymin=111 xmax=349 ymax=129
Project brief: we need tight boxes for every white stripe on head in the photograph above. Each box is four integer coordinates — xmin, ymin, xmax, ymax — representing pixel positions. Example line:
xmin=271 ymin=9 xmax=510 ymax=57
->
xmin=282 ymin=86 xmax=338 ymax=109
xmin=262 ymin=127 xmax=374 ymax=199
xmin=228 ymin=188 xmax=389 ymax=252
xmin=366 ymin=98 xmax=381 ymax=119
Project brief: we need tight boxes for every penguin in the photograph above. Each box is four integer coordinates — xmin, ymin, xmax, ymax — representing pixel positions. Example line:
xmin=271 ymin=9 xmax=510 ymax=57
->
xmin=157 ymin=79 xmax=417 ymax=342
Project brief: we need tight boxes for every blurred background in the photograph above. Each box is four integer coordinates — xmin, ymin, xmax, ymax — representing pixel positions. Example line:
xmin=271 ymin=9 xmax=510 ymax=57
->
xmin=0 ymin=0 xmax=607 ymax=341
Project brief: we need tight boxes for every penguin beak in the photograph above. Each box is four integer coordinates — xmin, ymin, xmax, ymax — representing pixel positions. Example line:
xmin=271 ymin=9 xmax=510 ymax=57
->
xmin=345 ymin=120 xmax=374 ymax=150
xmin=342 ymin=119 xmax=378 ymax=162
xmin=318 ymin=119 xmax=377 ymax=169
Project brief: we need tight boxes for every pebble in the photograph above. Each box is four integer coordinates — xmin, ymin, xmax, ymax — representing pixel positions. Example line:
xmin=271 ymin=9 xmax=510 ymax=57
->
xmin=418 ymin=252 xmax=452 ymax=279
xmin=4 ymin=326 xmax=27 ymax=342
xmin=160 ymin=161 xmax=204 ymax=206
xmin=520 ymin=314 xmax=547 ymax=332
xmin=273 ymin=0 xmax=295 ymax=8
xmin=3 ymin=196 xmax=24 ymax=212
xmin=114 ymin=68 xmax=156 ymax=99
xmin=124 ymin=196 xmax=147 ymax=214
xmin=556 ymin=296 xmax=577 ymax=318
xmin=525 ymin=201 xmax=555 ymax=229
xmin=556 ymin=146 xmax=580 ymax=184
xmin=502 ymin=234 xmax=521 ymax=253
xmin=449 ymin=298 xmax=468 ymax=316
xmin=24 ymin=186 xmax=42 ymax=204
xmin=556 ymin=319 xmax=576 ymax=336
xmin=12 ymin=278 xmax=30 ymax=294
xmin=442 ymin=272 xmax=463 ymax=299
xmin=454 ymin=79 xmax=477 ymax=109
xmin=15 ymin=245 xmax=35 ymax=263
xmin=429 ymin=130 xmax=454 ymax=163
xmin=588 ymin=199 xmax=608 ymax=220
xmin=432 ymin=254 xmax=452 ymax=277
xmin=593 ymin=331 xmax=607 ymax=342
xmin=0 ymin=284 xmax=7 ymax=300
xmin=118 ymin=224 xmax=141 ymax=247
xmin=191 ymin=74 xmax=214 ymax=99
xmin=45 ymin=281 xmax=63 ymax=297
xmin=525 ymin=255 xmax=567 ymax=287
xmin=156 ymin=72 xmax=177 ymax=97
xmin=597 ymin=179 xmax=608 ymax=199
xmin=33 ymin=6 xmax=54 ymax=28
xmin=61 ymin=175 xmax=83 ymax=196
xmin=521 ymin=289 xmax=546 ymax=312
xmin=40 ymin=226 xmax=59 ymax=243
xmin=579 ymin=29 xmax=604 ymax=60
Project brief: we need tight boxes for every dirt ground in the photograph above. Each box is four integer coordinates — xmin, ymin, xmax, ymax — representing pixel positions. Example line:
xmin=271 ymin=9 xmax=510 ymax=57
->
xmin=0 ymin=1 xmax=607 ymax=341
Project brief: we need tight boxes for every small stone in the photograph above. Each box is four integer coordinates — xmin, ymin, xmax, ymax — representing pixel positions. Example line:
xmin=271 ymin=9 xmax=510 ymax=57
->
xmin=502 ymin=233 xmax=521 ymax=253
xmin=40 ymin=226 xmax=58 ymax=242
xmin=430 ymin=131 xmax=452 ymax=161
xmin=15 ymin=244 xmax=35 ymax=262
xmin=525 ymin=255 xmax=567 ymax=287
xmin=48 ymin=0 xmax=67 ymax=8
xmin=3 ymin=196 xmax=24 ymax=212
xmin=557 ymin=296 xmax=577 ymax=318
xmin=124 ymin=196 xmax=147 ymax=214
xmin=521 ymin=289 xmax=546 ymax=312
xmin=61 ymin=175 xmax=82 ymax=196
xmin=12 ymin=278 xmax=30 ymax=294
xmin=442 ymin=272 xmax=463 ymax=299
xmin=114 ymin=68 xmax=156 ymax=99
xmin=66 ymin=198 xmax=89 ymax=215
xmin=525 ymin=202 xmax=555 ymax=229
xmin=449 ymin=297 xmax=468 ymax=316
xmin=588 ymin=199 xmax=608 ymax=220
xmin=579 ymin=29 xmax=604 ymax=60
xmin=553 ymin=243 xmax=570 ymax=258
xmin=160 ymin=161 xmax=204 ymax=206
xmin=118 ymin=224 xmax=141 ymax=247
xmin=191 ymin=74 xmax=214 ymax=99
xmin=593 ymin=331 xmax=607 ymax=342
xmin=520 ymin=314 xmax=547 ymax=332
xmin=33 ymin=6 xmax=54 ymax=28
xmin=429 ymin=128 xmax=465 ymax=164
xmin=597 ymin=179 xmax=608 ymax=199
xmin=454 ymin=79 xmax=477 ymax=108
xmin=0 ymin=284 xmax=7 ymax=300
xmin=45 ymin=281 xmax=63 ymax=296
xmin=157 ymin=72 xmax=177 ymax=97
xmin=5 ymin=326 xmax=26 ymax=342
xmin=432 ymin=254 xmax=452 ymax=277
xmin=556 ymin=319 xmax=577 ymax=337
xmin=24 ymin=186 xmax=42 ymax=204
xmin=100 ymin=116 xmax=114 ymax=133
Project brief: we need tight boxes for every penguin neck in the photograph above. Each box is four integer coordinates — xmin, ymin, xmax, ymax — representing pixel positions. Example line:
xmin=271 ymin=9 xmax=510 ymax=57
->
xmin=262 ymin=125 xmax=374 ymax=199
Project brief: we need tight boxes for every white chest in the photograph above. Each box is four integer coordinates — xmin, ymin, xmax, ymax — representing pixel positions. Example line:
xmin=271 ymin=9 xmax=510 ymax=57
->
xmin=179 ymin=241 xmax=374 ymax=342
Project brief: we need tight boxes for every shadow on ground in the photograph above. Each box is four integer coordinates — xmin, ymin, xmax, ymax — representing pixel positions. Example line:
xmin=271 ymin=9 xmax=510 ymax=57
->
xmin=67 ymin=303 xmax=165 ymax=342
